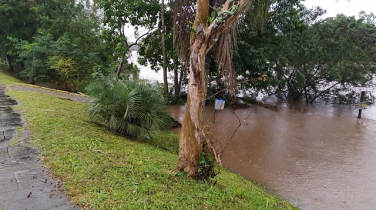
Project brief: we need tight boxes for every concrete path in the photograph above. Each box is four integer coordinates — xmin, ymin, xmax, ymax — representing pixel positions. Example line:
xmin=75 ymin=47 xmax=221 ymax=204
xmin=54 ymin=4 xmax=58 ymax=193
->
xmin=10 ymin=85 xmax=92 ymax=104
xmin=0 ymin=85 xmax=79 ymax=210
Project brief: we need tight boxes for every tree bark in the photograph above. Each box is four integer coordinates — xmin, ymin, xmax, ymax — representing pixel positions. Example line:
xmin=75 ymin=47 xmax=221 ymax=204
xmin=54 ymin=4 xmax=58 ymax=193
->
xmin=178 ymin=2 xmax=212 ymax=176
xmin=161 ymin=0 xmax=169 ymax=98
xmin=178 ymin=67 xmax=184 ymax=93
xmin=178 ymin=36 xmax=208 ymax=177
xmin=6 ymin=54 xmax=14 ymax=72
xmin=177 ymin=0 xmax=255 ymax=178
xmin=174 ymin=63 xmax=180 ymax=96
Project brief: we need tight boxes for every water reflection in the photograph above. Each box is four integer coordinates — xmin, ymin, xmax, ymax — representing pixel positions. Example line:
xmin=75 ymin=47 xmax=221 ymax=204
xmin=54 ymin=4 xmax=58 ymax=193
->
xmin=170 ymin=101 xmax=376 ymax=210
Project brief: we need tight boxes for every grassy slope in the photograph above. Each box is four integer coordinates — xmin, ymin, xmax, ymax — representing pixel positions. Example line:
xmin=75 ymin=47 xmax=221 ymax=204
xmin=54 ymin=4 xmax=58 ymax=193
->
xmin=1 ymin=70 xmax=297 ymax=210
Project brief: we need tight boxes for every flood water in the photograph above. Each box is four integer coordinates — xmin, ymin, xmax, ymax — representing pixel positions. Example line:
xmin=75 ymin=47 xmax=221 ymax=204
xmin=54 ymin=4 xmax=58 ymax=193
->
xmin=169 ymin=101 xmax=376 ymax=210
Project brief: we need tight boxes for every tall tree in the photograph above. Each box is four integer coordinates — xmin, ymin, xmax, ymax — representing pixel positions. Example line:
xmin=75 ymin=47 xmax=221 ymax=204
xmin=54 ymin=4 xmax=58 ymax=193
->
xmin=99 ymin=0 xmax=160 ymax=77
xmin=138 ymin=8 xmax=183 ymax=97
xmin=175 ymin=0 xmax=257 ymax=178
xmin=233 ymin=0 xmax=311 ymax=93
xmin=161 ymin=0 xmax=169 ymax=98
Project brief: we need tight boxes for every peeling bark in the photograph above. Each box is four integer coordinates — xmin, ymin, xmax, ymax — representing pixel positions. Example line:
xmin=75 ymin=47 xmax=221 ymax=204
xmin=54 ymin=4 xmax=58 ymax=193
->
xmin=178 ymin=0 xmax=255 ymax=178
xmin=178 ymin=28 xmax=208 ymax=176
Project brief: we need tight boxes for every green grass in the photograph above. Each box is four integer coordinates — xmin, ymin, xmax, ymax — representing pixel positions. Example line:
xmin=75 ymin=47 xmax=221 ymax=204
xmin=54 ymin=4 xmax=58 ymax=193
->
xmin=0 ymin=69 xmax=23 ymax=85
xmin=1 ymin=70 xmax=298 ymax=210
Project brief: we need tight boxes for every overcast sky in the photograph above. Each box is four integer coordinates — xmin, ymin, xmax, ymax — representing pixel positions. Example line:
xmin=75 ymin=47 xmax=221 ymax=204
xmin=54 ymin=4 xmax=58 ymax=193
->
xmin=302 ymin=0 xmax=376 ymax=18
xmin=126 ymin=0 xmax=376 ymax=41
xmin=134 ymin=0 xmax=376 ymax=80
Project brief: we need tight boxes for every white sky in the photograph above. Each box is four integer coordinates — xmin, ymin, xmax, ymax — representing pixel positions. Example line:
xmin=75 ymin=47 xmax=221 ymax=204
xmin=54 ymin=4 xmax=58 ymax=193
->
xmin=302 ymin=0 xmax=376 ymax=18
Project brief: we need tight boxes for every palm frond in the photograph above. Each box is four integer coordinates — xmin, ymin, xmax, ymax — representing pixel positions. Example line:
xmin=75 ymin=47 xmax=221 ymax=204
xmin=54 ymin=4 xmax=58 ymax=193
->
xmin=86 ymin=78 xmax=171 ymax=137
xmin=215 ymin=23 xmax=238 ymax=98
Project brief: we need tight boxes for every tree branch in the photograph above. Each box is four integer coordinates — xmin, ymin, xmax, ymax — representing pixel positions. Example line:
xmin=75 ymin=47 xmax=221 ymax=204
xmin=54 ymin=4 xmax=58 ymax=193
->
xmin=193 ymin=0 xmax=255 ymax=53
xmin=128 ymin=28 xmax=156 ymax=49
xmin=220 ymin=108 xmax=252 ymax=156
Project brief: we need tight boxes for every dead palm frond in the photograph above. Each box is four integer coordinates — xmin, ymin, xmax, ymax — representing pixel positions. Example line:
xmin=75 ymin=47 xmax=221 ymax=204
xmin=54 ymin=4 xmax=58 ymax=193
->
xmin=172 ymin=0 xmax=195 ymax=71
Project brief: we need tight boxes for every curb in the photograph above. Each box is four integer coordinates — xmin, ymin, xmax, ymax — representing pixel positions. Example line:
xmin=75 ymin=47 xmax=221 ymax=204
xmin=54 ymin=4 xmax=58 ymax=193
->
xmin=20 ymin=84 xmax=90 ymax=98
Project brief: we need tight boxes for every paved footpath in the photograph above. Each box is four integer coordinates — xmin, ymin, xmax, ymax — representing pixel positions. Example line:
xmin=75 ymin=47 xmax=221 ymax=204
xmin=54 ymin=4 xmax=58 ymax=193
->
xmin=0 ymin=85 xmax=79 ymax=210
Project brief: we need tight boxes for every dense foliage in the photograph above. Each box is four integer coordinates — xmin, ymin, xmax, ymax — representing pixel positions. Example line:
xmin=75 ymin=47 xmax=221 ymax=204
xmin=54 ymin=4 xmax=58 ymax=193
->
xmin=269 ymin=14 xmax=376 ymax=102
xmin=233 ymin=1 xmax=376 ymax=103
xmin=1 ymin=0 xmax=108 ymax=90
xmin=0 ymin=0 xmax=36 ymax=72
xmin=2 ymin=0 xmax=375 ymax=103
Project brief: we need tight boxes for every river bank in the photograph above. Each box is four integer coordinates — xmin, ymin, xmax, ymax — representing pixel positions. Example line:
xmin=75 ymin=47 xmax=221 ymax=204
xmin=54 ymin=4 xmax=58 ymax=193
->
xmin=0 ymin=70 xmax=297 ymax=209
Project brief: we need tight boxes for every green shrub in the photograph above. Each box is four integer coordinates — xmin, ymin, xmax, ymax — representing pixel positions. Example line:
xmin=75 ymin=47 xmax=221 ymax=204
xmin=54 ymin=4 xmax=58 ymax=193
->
xmin=166 ymin=94 xmax=185 ymax=105
xmin=86 ymin=78 xmax=171 ymax=137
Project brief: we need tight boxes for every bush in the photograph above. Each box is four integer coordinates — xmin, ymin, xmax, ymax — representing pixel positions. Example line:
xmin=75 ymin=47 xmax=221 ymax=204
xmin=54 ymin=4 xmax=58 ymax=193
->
xmin=167 ymin=94 xmax=185 ymax=105
xmin=86 ymin=78 xmax=171 ymax=137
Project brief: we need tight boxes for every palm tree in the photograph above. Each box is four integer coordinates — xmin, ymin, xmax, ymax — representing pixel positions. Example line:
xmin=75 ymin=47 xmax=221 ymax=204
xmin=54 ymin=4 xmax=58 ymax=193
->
xmin=86 ymin=78 xmax=171 ymax=137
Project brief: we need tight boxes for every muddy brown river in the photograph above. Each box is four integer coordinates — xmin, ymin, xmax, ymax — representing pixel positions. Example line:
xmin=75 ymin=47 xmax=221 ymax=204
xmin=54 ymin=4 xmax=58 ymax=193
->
xmin=169 ymin=101 xmax=376 ymax=210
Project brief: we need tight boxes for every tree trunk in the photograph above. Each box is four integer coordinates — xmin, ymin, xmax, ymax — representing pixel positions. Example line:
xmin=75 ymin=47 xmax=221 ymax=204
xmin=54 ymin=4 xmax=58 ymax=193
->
xmin=304 ymin=86 xmax=309 ymax=103
xmin=6 ymin=54 xmax=14 ymax=72
xmin=178 ymin=41 xmax=207 ymax=177
xmin=161 ymin=0 xmax=169 ymax=99
xmin=177 ymin=0 xmax=255 ymax=178
xmin=174 ymin=64 xmax=180 ymax=96
xmin=116 ymin=51 xmax=127 ymax=77
xmin=116 ymin=41 xmax=129 ymax=77
xmin=178 ymin=2 xmax=210 ymax=177
xmin=178 ymin=68 xmax=184 ymax=93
